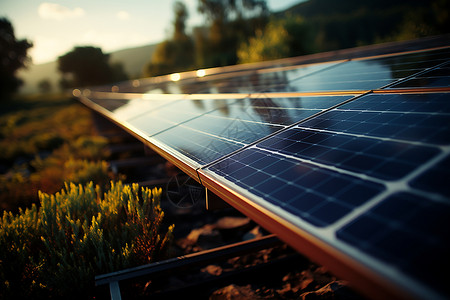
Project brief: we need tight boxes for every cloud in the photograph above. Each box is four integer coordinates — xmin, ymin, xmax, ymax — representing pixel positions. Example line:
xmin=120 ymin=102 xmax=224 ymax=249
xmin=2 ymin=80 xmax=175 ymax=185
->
xmin=117 ymin=11 xmax=130 ymax=21
xmin=38 ymin=3 xmax=85 ymax=21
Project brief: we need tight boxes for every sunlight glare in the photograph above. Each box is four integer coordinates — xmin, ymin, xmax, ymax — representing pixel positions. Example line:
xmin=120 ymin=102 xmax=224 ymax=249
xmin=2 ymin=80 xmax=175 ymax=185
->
xmin=170 ymin=73 xmax=181 ymax=82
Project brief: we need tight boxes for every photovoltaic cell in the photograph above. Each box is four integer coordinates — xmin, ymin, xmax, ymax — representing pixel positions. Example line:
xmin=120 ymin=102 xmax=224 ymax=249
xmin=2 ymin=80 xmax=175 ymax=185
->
xmin=77 ymin=42 xmax=450 ymax=299
xmin=337 ymin=192 xmax=450 ymax=295
xmin=285 ymin=48 xmax=450 ymax=92
xmin=204 ymin=91 xmax=450 ymax=297
xmin=387 ymin=63 xmax=450 ymax=89
xmin=208 ymin=147 xmax=385 ymax=226
xmin=299 ymin=93 xmax=450 ymax=145
xmin=409 ymin=154 xmax=450 ymax=198
xmin=151 ymin=95 xmax=353 ymax=165
xmin=257 ymin=128 xmax=440 ymax=180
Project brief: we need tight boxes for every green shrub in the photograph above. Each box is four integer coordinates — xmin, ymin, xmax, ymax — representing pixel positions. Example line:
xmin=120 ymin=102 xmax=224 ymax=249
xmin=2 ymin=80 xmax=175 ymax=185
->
xmin=0 ymin=181 xmax=173 ymax=299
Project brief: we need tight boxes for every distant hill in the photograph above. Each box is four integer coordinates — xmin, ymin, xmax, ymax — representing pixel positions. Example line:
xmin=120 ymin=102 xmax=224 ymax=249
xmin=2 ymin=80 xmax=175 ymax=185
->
xmin=109 ymin=43 xmax=157 ymax=78
xmin=18 ymin=43 xmax=157 ymax=94
xmin=276 ymin=0 xmax=448 ymax=51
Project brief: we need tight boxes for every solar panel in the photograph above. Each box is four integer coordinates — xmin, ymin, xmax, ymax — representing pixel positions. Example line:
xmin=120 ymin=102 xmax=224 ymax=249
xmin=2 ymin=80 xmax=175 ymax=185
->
xmin=76 ymin=39 xmax=450 ymax=300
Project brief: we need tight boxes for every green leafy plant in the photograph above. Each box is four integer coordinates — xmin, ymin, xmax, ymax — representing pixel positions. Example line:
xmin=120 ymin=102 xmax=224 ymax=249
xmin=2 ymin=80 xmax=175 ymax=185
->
xmin=0 ymin=181 xmax=174 ymax=299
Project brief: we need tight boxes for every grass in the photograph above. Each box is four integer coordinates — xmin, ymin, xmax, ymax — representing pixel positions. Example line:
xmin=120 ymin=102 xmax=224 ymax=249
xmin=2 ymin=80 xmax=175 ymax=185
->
xmin=0 ymin=93 xmax=115 ymax=211
xmin=0 ymin=93 xmax=174 ymax=298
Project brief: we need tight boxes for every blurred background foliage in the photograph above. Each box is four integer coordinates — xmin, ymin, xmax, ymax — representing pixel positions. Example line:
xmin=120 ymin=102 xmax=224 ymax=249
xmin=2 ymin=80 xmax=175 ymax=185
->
xmin=144 ymin=0 xmax=450 ymax=77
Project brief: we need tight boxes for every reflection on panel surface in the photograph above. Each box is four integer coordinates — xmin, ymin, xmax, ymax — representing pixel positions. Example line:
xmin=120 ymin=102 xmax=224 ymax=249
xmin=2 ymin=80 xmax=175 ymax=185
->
xmin=78 ymin=42 xmax=450 ymax=299
xmin=287 ymin=48 xmax=450 ymax=92
xmin=204 ymin=91 xmax=450 ymax=298
xmin=152 ymin=95 xmax=353 ymax=165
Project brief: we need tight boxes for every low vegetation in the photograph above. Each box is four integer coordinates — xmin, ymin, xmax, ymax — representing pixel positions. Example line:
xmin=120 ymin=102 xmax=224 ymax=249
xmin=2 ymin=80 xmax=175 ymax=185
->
xmin=0 ymin=94 xmax=174 ymax=298
xmin=0 ymin=181 xmax=173 ymax=298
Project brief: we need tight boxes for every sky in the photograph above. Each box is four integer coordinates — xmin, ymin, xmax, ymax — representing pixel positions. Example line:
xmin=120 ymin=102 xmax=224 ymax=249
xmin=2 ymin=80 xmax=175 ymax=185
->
xmin=1 ymin=0 xmax=304 ymax=65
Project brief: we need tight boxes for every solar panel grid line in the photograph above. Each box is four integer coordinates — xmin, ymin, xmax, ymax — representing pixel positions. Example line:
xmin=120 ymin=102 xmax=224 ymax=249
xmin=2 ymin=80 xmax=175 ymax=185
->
xmin=197 ymin=94 xmax=366 ymax=170
xmin=251 ymin=143 xmax=382 ymax=182
xmin=294 ymin=123 xmax=444 ymax=149
xmin=327 ymin=151 xmax=450 ymax=230
xmin=196 ymin=168 xmax=425 ymax=300
xmin=128 ymin=99 xmax=243 ymax=137
xmin=379 ymin=60 xmax=450 ymax=90
xmin=76 ymin=39 xmax=450 ymax=300
xmin=198 ymin=151 xmax=448 ymax=299
xmin=260 ymin=60 xmax=348 ymax=87
xmin=199 ymin=151 xmax=448 ymax=295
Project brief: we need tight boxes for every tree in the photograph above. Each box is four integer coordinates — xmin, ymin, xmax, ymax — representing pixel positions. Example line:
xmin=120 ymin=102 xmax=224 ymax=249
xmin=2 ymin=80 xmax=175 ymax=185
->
xmin=196 ymin=0 xmax=269 ymax=67
xmin=144 ymin=1 xmax=195 ymax=77
xmin=38 ymin=78 xmax=52 ymax=94
xmin=238 ymin=16 xmax=314 ymax=63
xmin=0 ymin=18 xmax=33 ymax=100
xmin=58 ymin=46 xmax=127 ymax=88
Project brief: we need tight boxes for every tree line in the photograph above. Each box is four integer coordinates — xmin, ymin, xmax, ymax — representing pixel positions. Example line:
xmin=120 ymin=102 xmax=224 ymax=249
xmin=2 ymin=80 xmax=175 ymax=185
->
xmin=1 ymin=0 xmax=449 ymax=98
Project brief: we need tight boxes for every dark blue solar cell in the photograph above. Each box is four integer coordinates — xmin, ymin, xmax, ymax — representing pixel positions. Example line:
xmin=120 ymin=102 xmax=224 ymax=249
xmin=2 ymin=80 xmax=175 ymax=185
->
xmin=320 ymin=133 xmax=350 ymax=147
xmin=337 ymin=181 xmax=385 ymax=206
xmin=271 ymin=183 xmax=305 ymax=201
xmin=347 ymin=122 xmax=377 ymax=135
xmin=297 ymin=144 xmax=330 ymax=158
xmin=209 ymin=145 xmax=386 ymax=226
xmin=370 ymin=160 xmax=415 ymax=180
xmin=388 ymin=66 xmax=450 ymax=89
xmin=238 ymin=149 xmax=267 ymax=164
xmin=316 ymin=175 xmax=354 ymax=197
xmin=331 ymin=120 xmax=361 ymax=132
xmin=410 ymin=154 xmax=450 ymax=198
xmin=346 ymin=111 xmax=378 ymax=122
xmin=370 ymin=192 xmax=422 ymax=220
xmin=229 ymin=165 xmax=256 ymax=179
xmin=343 ymin=154 xmax=384 ymax=173
xmin=316 ymin=148 xmax=351 ymax=165
xmin=339 ymin=137 xmax=374 ymax=153
xmin=287 ymin=192 xmax=324 ymax=212
xmin=277 ymin=164 xmax=311 ymax=182
xmin=279 ymin=141 xmax=306 ymax=155
xmin=397 ymin=145 xmax=440 ymax=163
xmin=337 ymin=192 xmax=450 ymax=296
xmin=223 ymin=161 xmax=247 ymax=174
xmin=302 ymin=132 xmax=332 ymax=144
xmin=368 ymin=123 xmax=406 ymax=137
xmin=240 ymin=170 xmax=270 ymax=187
xmin=263 ymin=159 xmax=296 ymax=174
xmin=251 ymin=155 xmax=279 ymax=169
xmin=295 ymin=169 xmax=330 ymax=188
xmin=406 ymin=205 xmax=450 ymax=239
xmin=336 ymin=215 xmax=386 ymax=244
xmin=309 ymin=201 xmax=352 ymax=226
xmin=253 ymin=177 xmax=286 ymax=195
xmin=391 ymin=113 xmax=423 ymax=125
xmin=371 ymin=229 xmax=420 ymax=263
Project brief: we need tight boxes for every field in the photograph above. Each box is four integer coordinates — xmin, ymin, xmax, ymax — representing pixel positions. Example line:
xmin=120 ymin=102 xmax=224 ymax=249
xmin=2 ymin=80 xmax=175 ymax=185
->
xmin=0 ymin=94 xmax=173 ymax=299
xmin=0 ymin=94 xmax=114 ymax=212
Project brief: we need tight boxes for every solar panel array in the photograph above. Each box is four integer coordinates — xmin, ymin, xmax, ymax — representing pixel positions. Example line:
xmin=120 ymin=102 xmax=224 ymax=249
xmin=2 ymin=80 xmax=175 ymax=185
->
xmin=76 ymin=43 xmax=450 ymax=299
